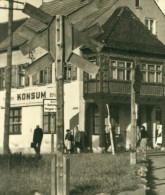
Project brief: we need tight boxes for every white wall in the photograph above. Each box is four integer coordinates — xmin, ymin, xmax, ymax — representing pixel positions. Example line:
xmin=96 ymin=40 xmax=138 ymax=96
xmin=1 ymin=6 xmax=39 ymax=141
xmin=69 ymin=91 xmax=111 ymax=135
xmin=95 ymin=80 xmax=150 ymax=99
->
xmin=64 ymin=81 xmax=79 ymax=130
xmin=119 ymin=105 xmax=131 ymax=150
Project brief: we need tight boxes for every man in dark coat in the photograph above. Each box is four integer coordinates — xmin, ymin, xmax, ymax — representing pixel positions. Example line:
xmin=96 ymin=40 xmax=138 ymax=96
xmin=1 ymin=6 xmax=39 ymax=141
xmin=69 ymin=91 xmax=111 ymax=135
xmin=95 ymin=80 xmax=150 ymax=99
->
xmin=33 ymin=125 xmax=43 ymax=156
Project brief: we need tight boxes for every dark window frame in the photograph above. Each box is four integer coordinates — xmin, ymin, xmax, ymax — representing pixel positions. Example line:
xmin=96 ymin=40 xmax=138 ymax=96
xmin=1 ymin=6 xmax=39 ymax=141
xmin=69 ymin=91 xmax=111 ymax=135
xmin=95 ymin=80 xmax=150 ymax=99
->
xmin=32 ymin=64 xmax=52 ymax=85
xmin=43 ymin=112 xmax=56 ymax=134
xmin=9 ymin=107 xmax=22 ymax=135
xmin=141 ymin=63 xmax=162 ymax=83
xmin=0 ymin=67 xmax=5 ymax=90
xmin=135 ymin=0 xmax=140 ymax=7
xmin=18 ymin=64 xmax=26 ymax=87
xmin=110 ymin=60 xmax=133 ymax=81
xmin=64 ymin=63 xmax=77 ymax=81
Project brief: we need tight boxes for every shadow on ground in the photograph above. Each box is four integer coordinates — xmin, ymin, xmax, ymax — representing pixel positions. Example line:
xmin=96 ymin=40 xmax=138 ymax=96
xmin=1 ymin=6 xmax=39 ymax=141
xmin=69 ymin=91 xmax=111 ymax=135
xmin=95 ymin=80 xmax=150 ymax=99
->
xmin=146 ymin=158 xmax=159 ymax=195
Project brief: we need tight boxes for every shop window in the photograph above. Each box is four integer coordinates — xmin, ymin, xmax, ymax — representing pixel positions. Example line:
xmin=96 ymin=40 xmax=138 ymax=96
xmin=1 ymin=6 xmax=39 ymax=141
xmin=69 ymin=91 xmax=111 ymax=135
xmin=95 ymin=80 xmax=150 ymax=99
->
xmin=9 ymin=108 xmax=22 ymax=134
xmin=141 ymin=63 xmax=162 ymax=83
xmin=64 ymin=63 xmax=77 ymax=81
xmin=110 ymin=60 xmax=133 ymax=81
xmin=43 ymin=112 xmax=56 ymax=134
xmin=0 ymin=67 xmax=5 ymax=90
xmin=145 ymin=18 xmax=156 ymax=35
xmin=32 ymin=64 xmax=52 ymax=85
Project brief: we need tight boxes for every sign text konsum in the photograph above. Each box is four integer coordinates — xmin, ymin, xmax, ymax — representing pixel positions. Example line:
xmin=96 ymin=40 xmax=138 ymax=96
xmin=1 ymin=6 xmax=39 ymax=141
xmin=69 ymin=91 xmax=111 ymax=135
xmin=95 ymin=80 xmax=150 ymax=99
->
xmin=17 ymin=92 xmax=46 ymax=100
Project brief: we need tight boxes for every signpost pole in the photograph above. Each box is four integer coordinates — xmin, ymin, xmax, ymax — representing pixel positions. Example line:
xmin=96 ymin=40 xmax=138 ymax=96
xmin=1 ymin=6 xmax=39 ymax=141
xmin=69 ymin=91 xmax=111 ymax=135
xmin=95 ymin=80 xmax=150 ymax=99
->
xmin=130 ymin=67 xmax=137 ymax=165
xmin=55 ymin=15 xmax=68 ymax=195
xmin=51 ymin=113 xmax=56 ymax=195
xmin=130 ymin=59 xmax=142 ymax=165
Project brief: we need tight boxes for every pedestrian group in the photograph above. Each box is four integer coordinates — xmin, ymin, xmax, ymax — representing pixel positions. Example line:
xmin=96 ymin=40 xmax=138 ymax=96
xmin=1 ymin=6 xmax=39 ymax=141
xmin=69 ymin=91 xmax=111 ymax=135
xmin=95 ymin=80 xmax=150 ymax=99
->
xmin=65 ymin=126 xmax=82 ymax=154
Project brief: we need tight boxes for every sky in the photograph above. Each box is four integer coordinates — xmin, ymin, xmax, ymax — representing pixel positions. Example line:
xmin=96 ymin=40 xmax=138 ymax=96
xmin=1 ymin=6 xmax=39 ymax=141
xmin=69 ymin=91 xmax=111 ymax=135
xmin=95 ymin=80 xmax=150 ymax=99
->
xmin=157 ymin=0 xmax=165 ymax=13
xmin=0 ymin=0 xmax=165 ymax=23
xmin=0 ymin=0 xmax=43 ymax=22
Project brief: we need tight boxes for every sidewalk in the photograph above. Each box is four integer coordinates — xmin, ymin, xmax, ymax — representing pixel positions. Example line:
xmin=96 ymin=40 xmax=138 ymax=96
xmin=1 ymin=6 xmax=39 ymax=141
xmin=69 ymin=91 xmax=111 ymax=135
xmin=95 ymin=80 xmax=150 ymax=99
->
xmin=147 ymin=150 xmax=165 ymax=195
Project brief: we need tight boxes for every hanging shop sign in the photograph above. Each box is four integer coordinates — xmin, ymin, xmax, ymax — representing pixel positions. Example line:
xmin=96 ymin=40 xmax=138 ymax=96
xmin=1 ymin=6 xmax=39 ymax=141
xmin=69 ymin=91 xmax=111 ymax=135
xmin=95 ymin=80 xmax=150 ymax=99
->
xmin=43 ymin=99 xmax=57 ymax=113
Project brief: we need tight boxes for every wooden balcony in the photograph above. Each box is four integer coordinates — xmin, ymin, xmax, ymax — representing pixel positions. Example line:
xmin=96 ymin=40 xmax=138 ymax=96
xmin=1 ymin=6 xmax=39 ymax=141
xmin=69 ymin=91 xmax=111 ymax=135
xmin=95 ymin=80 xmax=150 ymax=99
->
xmin=84 ymin=80 xmax=165 ymax=97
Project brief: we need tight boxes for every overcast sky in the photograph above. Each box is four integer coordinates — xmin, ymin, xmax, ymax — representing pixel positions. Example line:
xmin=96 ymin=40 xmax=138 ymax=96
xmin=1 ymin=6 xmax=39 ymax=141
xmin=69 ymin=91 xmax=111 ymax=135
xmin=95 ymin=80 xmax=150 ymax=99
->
xmin=0 ymin=0 xmax=165 ymax=22
xmin=0 ymin=0 xmax=42 ymax=22
xmin=157 ymin=0 xmax=165 ymax=13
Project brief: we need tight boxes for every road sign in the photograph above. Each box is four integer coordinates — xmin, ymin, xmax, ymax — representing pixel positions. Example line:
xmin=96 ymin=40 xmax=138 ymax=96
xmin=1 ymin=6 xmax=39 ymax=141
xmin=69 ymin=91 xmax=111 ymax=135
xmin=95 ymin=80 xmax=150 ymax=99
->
xmin=43 ymin=99 xmax=56 ymax=112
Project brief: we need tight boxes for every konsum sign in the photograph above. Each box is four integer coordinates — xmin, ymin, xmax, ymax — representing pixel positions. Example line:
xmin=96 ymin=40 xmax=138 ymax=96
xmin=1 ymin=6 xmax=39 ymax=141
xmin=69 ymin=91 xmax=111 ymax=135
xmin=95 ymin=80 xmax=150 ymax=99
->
xmin=1 ymin=85 xmax=56 ymax=107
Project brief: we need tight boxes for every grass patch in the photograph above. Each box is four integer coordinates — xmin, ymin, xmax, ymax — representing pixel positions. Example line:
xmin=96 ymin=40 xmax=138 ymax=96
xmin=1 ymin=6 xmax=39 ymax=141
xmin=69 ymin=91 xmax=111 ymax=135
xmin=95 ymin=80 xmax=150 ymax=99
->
xmin=0 ymin=153 xmax=141 ymax=195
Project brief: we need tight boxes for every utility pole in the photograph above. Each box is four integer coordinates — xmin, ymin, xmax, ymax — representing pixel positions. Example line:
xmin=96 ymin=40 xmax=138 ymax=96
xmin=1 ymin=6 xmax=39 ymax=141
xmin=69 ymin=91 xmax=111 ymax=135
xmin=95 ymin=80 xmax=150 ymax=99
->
xmin=130 ymin=59 xmax=141 ymax=165
xmin=55 ymin=15 xmax=69 ymax=195
xmin=130 ymin=65 xmax=137 ymax=165
xmin=3 ymin=0 xmax=13 ymax=155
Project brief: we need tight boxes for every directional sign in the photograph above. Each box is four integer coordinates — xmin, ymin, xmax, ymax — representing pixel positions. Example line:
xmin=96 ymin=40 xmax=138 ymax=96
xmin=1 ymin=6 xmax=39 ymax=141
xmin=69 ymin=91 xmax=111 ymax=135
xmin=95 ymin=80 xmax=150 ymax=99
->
xmin=43 ymin=99 xmax=56 ymax=112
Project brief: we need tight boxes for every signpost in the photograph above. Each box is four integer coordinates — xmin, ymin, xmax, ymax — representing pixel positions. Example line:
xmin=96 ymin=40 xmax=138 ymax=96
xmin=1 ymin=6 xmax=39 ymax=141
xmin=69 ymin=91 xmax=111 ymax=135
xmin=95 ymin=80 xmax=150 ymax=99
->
xmin=43 ymin=99 xmax=57 ymax=113
xmin=20 ymin=4 xmax=101 ymax=195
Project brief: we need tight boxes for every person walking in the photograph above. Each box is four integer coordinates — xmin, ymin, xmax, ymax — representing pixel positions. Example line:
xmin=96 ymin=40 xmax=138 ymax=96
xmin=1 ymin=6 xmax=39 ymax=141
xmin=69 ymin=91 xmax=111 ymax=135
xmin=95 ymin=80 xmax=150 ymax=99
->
xmin=156 ymin=125 xmax=162 ymax=149
xmin=139 ymin=125 xmax=148 ymax=152
xmin=105 ymin=126 xmax=110 ymax=152
xmin=74 ymin=126 xmax=81 ymax=153
xmin=33 ymin=125 xmax=43 ymax=158
xmin=65 ymin=129 xmax=73 ymax=154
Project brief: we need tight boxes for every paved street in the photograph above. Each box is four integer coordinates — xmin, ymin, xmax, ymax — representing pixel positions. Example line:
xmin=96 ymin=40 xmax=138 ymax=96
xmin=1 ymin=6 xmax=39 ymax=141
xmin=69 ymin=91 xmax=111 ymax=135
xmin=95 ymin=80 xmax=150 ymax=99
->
xmin=147 ymin=150 xmax=165 ymax=195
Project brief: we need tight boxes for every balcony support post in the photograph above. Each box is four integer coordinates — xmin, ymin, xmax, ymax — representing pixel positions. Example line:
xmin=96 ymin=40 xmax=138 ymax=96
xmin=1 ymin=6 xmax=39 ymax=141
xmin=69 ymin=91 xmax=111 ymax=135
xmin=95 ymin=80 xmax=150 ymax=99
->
xmin=160 ymin=98 xmax=165 ymax=149
xmin=96 ymin=101 xmax=106 ymax=152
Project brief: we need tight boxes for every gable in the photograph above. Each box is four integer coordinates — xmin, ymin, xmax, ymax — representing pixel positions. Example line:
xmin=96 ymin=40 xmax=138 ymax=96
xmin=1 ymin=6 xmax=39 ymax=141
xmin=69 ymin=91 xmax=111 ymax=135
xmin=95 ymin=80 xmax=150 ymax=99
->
xmin=96 ymin=6 xmax=165 ymax=56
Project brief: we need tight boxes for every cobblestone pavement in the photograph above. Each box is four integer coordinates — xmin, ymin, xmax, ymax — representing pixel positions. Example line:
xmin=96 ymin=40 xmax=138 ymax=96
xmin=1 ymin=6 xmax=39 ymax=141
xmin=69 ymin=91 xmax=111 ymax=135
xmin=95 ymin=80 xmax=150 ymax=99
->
xmin=147 ymin=150 xmax=165 ymax=195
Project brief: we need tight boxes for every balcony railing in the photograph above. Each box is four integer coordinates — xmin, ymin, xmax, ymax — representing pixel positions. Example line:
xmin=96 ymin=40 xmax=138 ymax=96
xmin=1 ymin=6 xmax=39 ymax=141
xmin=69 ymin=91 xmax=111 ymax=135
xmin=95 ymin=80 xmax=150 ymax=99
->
xmin=84 ymin=80 xmax=164 ymax=96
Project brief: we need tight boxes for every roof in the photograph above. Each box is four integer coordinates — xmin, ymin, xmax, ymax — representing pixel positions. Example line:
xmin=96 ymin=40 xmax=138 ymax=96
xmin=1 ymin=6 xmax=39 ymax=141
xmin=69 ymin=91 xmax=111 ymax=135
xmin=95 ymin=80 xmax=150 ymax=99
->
xmin=74 ymin=0 xmax=119 ymax=31
xmin=1 ymin=0 xmax=165 ymax=57
xmin=40 ymin=0 xmax=91 ymax=16
xmin=95 ymin=6 xmax=165 ymax=56
xmin=0 ymin=0 xmax=92 ymax=51
xmin=0 ymin=18 xmax=27 ymax=43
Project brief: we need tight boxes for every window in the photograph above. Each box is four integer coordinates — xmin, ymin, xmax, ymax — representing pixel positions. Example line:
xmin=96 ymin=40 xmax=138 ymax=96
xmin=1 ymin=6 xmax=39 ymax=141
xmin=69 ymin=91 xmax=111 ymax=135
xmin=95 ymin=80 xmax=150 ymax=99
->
xmin=43 ymin=112 xmax=56 ymax=133
xmin=64 ymin=64 xmax=71 ymax=80
xmin=64 ymin=63 xmax=77 ymax=81
xmin=18 ymin=65 xmax=25 ymax=87
xmin=32 ymin=64 xmax=52 ymax=85
xmin=145 ymin=18 xmax=156 ymax=34
xmin=0 ymin=68 xmax=5 ymax=89
xmin=89 ymin=59 xmax=97 ymax=80
xmin=110 ymin=60 xmax=133 ymax=80
xmin=135 ymin=0 xmax=140 ymax=7
xmin=9 ymin=108 xmax=22 ymax=134
xmin=141 ymin=63 xmax=162 ymax=83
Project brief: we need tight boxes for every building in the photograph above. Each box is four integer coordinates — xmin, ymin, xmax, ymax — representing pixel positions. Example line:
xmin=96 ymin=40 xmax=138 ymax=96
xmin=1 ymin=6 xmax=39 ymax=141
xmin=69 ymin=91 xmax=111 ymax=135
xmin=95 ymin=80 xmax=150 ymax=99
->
xmin=0 ymin=0 xmax=165 ymax=154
